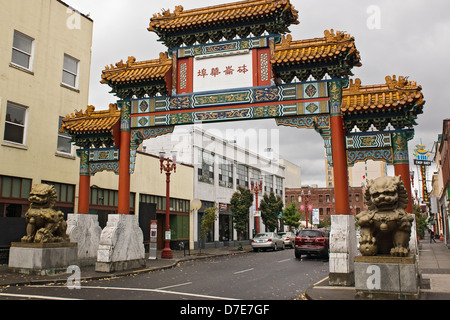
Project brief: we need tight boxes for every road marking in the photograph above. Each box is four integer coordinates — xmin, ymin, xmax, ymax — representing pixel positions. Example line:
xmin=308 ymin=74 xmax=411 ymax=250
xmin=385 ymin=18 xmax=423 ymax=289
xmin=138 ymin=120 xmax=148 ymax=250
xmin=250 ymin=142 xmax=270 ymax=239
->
xmin=156 ymin=282 xmax=192 ymax=290
xmin=277 ymin=258 xmax=291 ymax=263
xmin=234 ymin=268 xmax=254 ymax=274
xmin=29 ymin=285 xmax=239 ymax=300
xmin=0 ymin=292 xmax=82 ymax=300
xmin=312 ymin=276 xmax=329 ymax=287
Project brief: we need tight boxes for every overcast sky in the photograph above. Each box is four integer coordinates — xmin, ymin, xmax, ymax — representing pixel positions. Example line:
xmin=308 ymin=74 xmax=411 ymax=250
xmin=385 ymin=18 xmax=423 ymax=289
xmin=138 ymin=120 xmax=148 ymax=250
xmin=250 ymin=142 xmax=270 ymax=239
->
xmin=64 ymin=0 xmax=450 ymax=187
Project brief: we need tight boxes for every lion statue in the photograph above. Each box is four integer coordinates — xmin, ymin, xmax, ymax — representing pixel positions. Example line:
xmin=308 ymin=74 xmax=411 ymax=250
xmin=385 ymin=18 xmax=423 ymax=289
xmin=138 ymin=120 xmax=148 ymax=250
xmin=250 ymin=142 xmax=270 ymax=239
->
xmin=356 ymin=176 xmax=413 ymax=257
xmin=21 ymin=184 xmax=70 ymax=243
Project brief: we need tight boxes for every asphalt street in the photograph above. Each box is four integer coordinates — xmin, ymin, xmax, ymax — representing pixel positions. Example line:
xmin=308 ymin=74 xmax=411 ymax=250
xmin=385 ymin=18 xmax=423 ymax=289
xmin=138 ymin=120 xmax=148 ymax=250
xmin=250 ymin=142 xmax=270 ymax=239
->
xmin=0 ymin=248 xmax=329 ymax=301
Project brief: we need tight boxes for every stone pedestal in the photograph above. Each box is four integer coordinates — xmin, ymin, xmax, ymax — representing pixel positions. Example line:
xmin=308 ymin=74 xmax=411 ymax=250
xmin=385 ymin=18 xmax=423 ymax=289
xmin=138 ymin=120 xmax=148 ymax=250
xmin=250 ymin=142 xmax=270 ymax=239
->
xmin=329 ymin=215 xmax=357 ymax=286
xmin=67 ymin=213 xmax=102 ymax=266
xmin=354 ymin=255 xmax=420 ymax=299
xmin=8 ymin=242 xmax=78 ymax=275
xmin=95 ymin=214 xmax=145 ymax=273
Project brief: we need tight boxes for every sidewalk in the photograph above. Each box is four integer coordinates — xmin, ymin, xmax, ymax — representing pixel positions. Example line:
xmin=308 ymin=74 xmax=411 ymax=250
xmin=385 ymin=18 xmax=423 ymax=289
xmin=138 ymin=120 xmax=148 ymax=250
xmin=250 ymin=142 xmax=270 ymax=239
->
xmin=0 ymin=245 xmax=252 ymax=288
xmin=305 ymin=233 xmax=450 ymax=300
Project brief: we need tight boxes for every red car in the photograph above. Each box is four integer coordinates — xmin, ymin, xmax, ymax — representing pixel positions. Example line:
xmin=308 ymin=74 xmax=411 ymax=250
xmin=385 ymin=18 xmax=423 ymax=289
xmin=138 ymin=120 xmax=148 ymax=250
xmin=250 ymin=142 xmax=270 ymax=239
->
xmin=294 ymin=229 xmax=329 ymax=259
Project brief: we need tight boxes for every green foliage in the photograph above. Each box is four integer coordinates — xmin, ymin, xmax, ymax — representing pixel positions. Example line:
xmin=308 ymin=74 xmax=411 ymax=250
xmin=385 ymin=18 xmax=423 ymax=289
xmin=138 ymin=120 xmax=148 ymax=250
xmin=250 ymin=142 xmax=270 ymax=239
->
xmin=260 ymin=192 xmax=283 ymax=232
xmin=199 ymin=203 xmax=218 ymax=253
xmin=318 ymin=216 xmax=331 ymax=228
xmin=230 ymin=186 xmax=253 ymax=240
xmin=413 ymin=204 xmax=427 ymax=238
xmin=281 ymin=201 xmax=302 ymax=229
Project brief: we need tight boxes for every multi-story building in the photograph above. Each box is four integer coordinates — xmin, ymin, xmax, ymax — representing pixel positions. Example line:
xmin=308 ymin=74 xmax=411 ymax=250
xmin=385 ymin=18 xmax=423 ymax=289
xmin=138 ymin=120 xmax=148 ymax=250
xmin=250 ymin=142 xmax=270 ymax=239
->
xmin=0 ymin=0 xmax=194 ymax=257
xmin=144 ymin=126 xmax=286 ymax=248
xmin=285 ymin=185 xmax=365 ymax=226
xmin=431 ymin=119 xmax=450 ymax=246
xmin=0 ymin=0 xmax=93 ymax=220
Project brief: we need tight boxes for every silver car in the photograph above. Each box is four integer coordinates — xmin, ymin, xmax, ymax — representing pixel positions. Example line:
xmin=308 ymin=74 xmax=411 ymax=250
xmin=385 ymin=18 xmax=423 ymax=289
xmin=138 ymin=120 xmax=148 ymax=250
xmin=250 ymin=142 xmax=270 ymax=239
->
xmin=278 ymin=231 xmax=296 ymax=248
xmin=251 ymin=232 xmax=285 ymax=252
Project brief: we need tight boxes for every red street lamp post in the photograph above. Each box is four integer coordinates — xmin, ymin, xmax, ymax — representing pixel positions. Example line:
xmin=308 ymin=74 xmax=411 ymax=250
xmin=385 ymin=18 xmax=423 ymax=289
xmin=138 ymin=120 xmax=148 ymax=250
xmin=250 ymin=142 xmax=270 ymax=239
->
xmin=301 ymin=189 xmax=311 ymax=228
xmin=251 ymin=179 xmax=263 ymax=234
xmin=160 ymin=150 xmax=177 ymax=259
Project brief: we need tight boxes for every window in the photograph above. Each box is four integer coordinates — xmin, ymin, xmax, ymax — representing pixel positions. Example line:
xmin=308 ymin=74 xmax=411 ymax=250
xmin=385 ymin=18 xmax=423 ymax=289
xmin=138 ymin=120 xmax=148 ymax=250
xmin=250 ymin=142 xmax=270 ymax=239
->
xmin=0 ymin=175 xmax=31 ymax=199
xmin=275 ymin=176 xmax=283 ymax=195
xmin=57 ymin=117 xmax=72 ymax=154
xmin=236 ymin=164 xmax=248 ymax=188
xmin=11 ymin=31 xmax=34 ymax=70
xmin=198 ymin=150 xmax=214 ymax=184
xmin=4 ymin=102 xmax=27 ymax=145
xmin=62 ymin=54 xmax=79 ymax=88
xmin=264 ymin=175 xmax=273 ymax=193
xmin=218 ymin=157 xmax=233 ymax=188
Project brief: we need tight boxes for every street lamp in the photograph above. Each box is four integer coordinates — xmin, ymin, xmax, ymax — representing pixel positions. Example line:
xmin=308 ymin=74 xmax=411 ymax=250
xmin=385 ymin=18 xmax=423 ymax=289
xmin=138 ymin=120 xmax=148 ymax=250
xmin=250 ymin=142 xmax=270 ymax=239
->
xmin=301 ymin=189 xmax=311 ymax=228
xmin=160 ymin=150 xmax=177 ymax=259
xmin=251 ymin=178 xmax=263 ymax=234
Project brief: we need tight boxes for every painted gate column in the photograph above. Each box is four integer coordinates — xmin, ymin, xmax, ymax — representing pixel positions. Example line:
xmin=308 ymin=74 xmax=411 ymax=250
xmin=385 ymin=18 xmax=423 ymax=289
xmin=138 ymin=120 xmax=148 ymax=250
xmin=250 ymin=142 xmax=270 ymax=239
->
xmin=328 ymin=79 xmax=356 ymax=286
xmin=77 ymin=149 xmax=90 ymax=214
xmin=118 ymin=101 xmax=131 ymax=214
xmin=329 ymin=80 xmax=350 ymax=215
xmin=392 ymin=131 xmax=413 ymax=213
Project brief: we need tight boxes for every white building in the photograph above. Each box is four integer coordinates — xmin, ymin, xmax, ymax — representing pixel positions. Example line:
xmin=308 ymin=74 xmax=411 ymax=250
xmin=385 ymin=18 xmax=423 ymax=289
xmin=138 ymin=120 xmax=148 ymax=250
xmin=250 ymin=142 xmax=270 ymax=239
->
xmin=143 ymin=125 xmax=286 ymax=248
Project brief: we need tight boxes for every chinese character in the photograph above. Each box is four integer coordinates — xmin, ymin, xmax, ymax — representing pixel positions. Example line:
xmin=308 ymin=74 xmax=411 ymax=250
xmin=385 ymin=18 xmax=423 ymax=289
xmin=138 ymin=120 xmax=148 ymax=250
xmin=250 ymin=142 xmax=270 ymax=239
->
xmin=237 ymin=65 xmax=248 ymax=74
xmin=197 ymin=68 xmax=208 ymax=78
xmin=210 ymin=67 xmax=221 ymax=77
xmin=224 ymin=66 xmax=234 ymax=75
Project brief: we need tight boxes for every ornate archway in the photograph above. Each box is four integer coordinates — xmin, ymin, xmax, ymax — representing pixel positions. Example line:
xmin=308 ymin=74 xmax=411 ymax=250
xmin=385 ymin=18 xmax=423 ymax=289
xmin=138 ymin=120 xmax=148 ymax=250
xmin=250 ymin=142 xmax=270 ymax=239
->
xmin=62 ymin=0 xmax=425 ymax=280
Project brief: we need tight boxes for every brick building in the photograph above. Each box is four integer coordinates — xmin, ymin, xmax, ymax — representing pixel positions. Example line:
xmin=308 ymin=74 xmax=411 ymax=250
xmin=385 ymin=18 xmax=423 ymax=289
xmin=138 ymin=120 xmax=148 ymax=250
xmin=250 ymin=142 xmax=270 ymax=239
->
xmin=285 ymin=186 xmax=365 ymax=225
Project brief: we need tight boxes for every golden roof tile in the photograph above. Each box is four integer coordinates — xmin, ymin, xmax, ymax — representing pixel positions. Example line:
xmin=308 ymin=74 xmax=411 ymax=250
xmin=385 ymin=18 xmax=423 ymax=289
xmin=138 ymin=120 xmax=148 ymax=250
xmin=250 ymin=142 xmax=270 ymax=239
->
xmin=101 ymin=53 xmax=172 ymax=85
xmin=272 ymin=30 xmax=361 ymax=66
xmin=148 ymin=0 xmax=299 ymax=33
xmin=61 ymin=104 xmax=121 ymax=134
xmin=341 ymin=76 xmax=424 ymax=114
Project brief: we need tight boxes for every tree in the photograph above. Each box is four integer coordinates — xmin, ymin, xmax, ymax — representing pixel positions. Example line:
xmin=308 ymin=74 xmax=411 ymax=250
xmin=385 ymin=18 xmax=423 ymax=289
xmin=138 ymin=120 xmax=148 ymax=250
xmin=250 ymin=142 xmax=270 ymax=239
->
xmin=282 ymin=201 xmax=302 ymax=230
xmin=413 ymin=204 xmax=427 ymax=239
xmin=230 ymin=186 xmax=253 ymax=241
xmin=199 ymin=203 xmax=217 ymax=253
xmin=260 ymin=192 xmax=283 ymax=232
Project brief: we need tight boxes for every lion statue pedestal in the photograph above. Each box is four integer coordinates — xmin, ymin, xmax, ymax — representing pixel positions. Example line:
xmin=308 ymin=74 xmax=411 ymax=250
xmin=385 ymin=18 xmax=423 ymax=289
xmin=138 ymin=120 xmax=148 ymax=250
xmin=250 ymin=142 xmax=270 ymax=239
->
xmin=354 ymin=176 xmax=420 ymax=299
xmin=8 ymin=184 xmax=78 ymax=275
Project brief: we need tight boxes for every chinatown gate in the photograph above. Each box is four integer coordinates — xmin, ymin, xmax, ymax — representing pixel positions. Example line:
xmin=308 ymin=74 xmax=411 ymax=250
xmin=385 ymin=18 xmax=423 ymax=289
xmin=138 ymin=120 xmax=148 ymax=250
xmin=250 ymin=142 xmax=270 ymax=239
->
xmin=62 ymin=0 xmax=425 ymax=283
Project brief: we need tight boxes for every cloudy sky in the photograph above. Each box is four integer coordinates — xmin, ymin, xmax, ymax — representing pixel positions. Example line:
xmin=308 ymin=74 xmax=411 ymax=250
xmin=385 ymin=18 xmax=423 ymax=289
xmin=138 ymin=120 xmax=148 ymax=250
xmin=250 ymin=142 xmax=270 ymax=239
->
xmin=64 ymin=0 xmax=450 ymax=187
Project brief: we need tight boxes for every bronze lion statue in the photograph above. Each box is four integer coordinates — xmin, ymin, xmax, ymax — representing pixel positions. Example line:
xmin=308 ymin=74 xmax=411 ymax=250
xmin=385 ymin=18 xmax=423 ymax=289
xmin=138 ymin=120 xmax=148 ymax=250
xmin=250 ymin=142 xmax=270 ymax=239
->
xmin=356 ymin=176 xmax=413 ymax=257
xmin=21 ymin=184 xmax=70 ymax=243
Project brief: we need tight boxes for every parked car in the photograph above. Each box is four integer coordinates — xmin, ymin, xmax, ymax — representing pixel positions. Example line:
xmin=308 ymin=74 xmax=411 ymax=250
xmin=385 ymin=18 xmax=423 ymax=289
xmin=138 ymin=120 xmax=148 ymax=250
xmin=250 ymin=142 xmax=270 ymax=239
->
xmin=252 ymin=232 xmax=285 ymax=252
xmin=294 ymin=229 xmax=329 ymax=258
xmin=278 ymin=231 xmax=296 ymax=248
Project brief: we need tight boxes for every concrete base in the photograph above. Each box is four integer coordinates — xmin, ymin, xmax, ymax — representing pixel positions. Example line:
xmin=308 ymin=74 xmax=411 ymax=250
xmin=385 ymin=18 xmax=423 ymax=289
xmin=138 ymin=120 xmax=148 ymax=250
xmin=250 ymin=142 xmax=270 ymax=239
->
xmin=67 ymin=213 xmax=102 ymax=266
xmin=354 ymin=255 xmax=420 ymax=299
xmin=95 ymin=214 xmax=145 ymax=273
xmin=329 ymin=215 xmax=357 ymax=286
xmin=8 ymin=242 xmax=78 ymax=275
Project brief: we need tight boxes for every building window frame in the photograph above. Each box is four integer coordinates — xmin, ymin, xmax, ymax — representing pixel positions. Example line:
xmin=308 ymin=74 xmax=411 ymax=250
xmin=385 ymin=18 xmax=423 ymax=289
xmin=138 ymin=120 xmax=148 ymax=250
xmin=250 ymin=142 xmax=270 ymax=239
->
xmin=3 ymin=101 xmax=28 ymax=146
xmin=62 ymin=54 xmax=79 ymax=89
xmin=57 ymin=116 xmax=73 ymax=155
xmin=11 ymin=30 xmax=34 ymax=71
xmin=218 ymin=156 xmax=233 ymax=188
xmin=236 ymin=164 xmax=249 ymax=188
xmin=198 ymin=149 xmax=214 ymax=184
